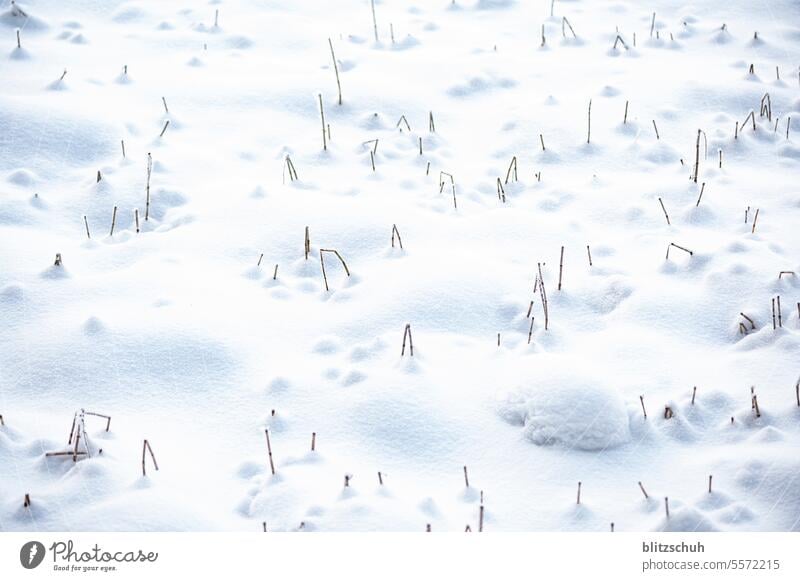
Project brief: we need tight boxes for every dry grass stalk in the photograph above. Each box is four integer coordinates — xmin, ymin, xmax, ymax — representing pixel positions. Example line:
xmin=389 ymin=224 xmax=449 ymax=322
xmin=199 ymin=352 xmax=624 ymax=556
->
xmin=587 ymin=245 xmax=593 ymax=266
xmin=84 ymin=216 xmax=91 ymax=239
xmin=142 ymin=439 xmax=159 ymax=477
xmin=391 ymin=224 xmax=404 ymax=249
xmin=558 ymin=246 xmax=565 ymax=290
xmin=665 ymin=243 xmax=693 ymax=260
xmin=639 ymin=395 xmax=647 ymax=419
xmin=638 ymin=481 xmax=649 ymax=499
xmin=401 ymin=323 xmax=414 ymax=356
xmin=304 ymin=226 xmax=310 ymax=260
xmin=284 ymin=155 xmax=299 ymax=182
xmin=504 ymin=156 xmax=518 ymax=184
xmin=318 ymin=94 xmax=327 ymax=151
xmin=264 ymin=429 xmax=275 ymax=475
xmin=695 ymin=183 xmax=706 ymax=207
xmin=328 ymin=38 xmax=342 ymax=105
xmin=319 ymin=248 xmax=351 ymax=291
xmin=497 ymin=178 xmax=506 ymax=202
xmin=109 ymin=205 xmax=117 ymax=236
xmin=562 ymin=17 xmax=577 ymax=38
xmin=145 ymin=153 xmax=153 ymax=220
xmin=658 ymin=197 xmax=670 ymax=224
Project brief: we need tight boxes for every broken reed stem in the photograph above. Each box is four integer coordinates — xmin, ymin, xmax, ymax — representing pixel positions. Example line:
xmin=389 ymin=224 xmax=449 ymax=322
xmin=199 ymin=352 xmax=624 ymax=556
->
xmin=537 ymin=263 xmax=549 ymax=330
xmin=753 ymin=394 xmax=761 ymax=418
xmin=692 ymin=386 xmax=697 ymax=405
xmin=304 ymin=226 xmax=310 ymax=259
xmin=463 ymin=466 xmax=469 ymax=488
xmin=109 ymin=205 xmax=117 ymax=236
xmin=162 ymin=96 xmax=169 ymax=114
xmin=638 ymin=481 xmax=649 ymax=499
xmin=586 ymin=245 xmax=593 ymax=266
xmin=576 ymin=481 xmax=582 ymax=504
xmin=16 ymin=29 xmax=20 ymax=49
xmin=652 ymin=120 xmax=660 ymax=139
xmin=527 ymin=316 xmax=535 ymax=344
xmin=24 ymin=493 xmax=31 ymax=508
xmin=751 ymin=208 xmax=759 ymax=233
xmin=740 ymin=312 xmax=755 ymax=330
xmin=401 ymin=323 xmax=414 ymax=356
xmin=743 ymin=110 xmax=756 ymax=131
xmin=285 ymin=156 xmax=299 ymax=182
xmin=795 ymin=378 xmax=799 ymax=407
xmin=613 ymin=35 xmax=628 ymax=50
xmin=84 ymin=216 xmax=91 ymax=239
xmin=562 ymin=17 xmax=576 ymax=38
xmin=666 ymin=242 xmax=693 ymax=260
xmin=479 ymin=505 xmax=484 ymax=532
xmin=134 ymin=208 xmax=140 ymax=233
xmin=639 ymin=395 xmax=647 ymax=419
xmin=273 ymin=264 xmax=278 ymax=280
xmin=658 ymin=197 xmax=670 ymax=224
xmin=378 ymin=471 xmax=384 ymax=485
xmin=777 ymin=296 xmax=783 ymax=328
xmin=664 ymin=497 xmax=670 ymax=519
xmin=695 ymin=182 xmax=706 ymax=207
xmin=650 ymin=12 xmax=656 ymax=37
xmin=504 ymin=156 xmax=518 ymax=184
xmin=370 ymin=150 xmax=376 ymax=171
xmin=0 ymin=414 xmax=4 ymax=427
xmin=587 ymin=99 xmax=592 ymax=144
xmin=264 ymin=429 xmax=276 ymax=475
xmin=526 ymin=300 xmax=534 ymax=318
xmin=121 ymin=139 xmax=126 ymax=159
xmin=496 ymin=178 xmax=505 ymax=202
xmin=391 ymin=224 xmax=403 ymax=249
xmin=145 ymin=153 xmax=152 ymax=221
xmin=708 ymin=475 xmax=713 ymax=494
xmin=311 ymin=432 xmax=316 ymax=451
xmin=557 ymin=246 xmax=565 ymax=290
xmin=159 ymin=120 xmax=170 ymax=138
xmin=692 ymin=129 xmax=701 ymax=183
xmin=540 ymin=133 xmax=546 ymax=151
xmin=719 ymin=149 xmax=722 ymax=168
xmin=623 ymin=101 xmax=629 ymax=124
xmin=141 ymin=439 xmax=159 ymax=477
xmin=328 ymin=38 xmax=342 ymax=105
xmin=318 ymin=94 xmax=327 ymax=151
xmin=319 ymin=248 xmax=351 ymax=291
xmin=370 ymin=0 xmax=379 ymax=42
xmin=429 ymin=111 xmax=435 ymax=132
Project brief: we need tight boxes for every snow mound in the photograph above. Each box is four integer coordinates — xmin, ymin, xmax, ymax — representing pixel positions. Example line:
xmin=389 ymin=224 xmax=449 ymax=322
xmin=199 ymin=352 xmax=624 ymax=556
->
xmin=500 ymin=375 xmax=631 ymax=450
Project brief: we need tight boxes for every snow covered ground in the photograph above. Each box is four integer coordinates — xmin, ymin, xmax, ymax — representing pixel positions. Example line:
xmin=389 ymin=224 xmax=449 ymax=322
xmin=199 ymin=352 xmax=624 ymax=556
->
xmin=1 ymin=0 xmax=799 ymax=532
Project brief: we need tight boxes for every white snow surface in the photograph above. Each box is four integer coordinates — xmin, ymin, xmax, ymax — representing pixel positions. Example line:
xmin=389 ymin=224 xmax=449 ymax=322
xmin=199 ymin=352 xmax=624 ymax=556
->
xmin=1 ymin=0 xmax=799 ymax=532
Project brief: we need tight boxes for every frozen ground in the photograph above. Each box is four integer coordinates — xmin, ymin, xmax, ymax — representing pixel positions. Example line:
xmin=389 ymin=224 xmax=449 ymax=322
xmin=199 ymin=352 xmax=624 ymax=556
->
xmin=1 ymin=0 xmax=799 ymax=532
